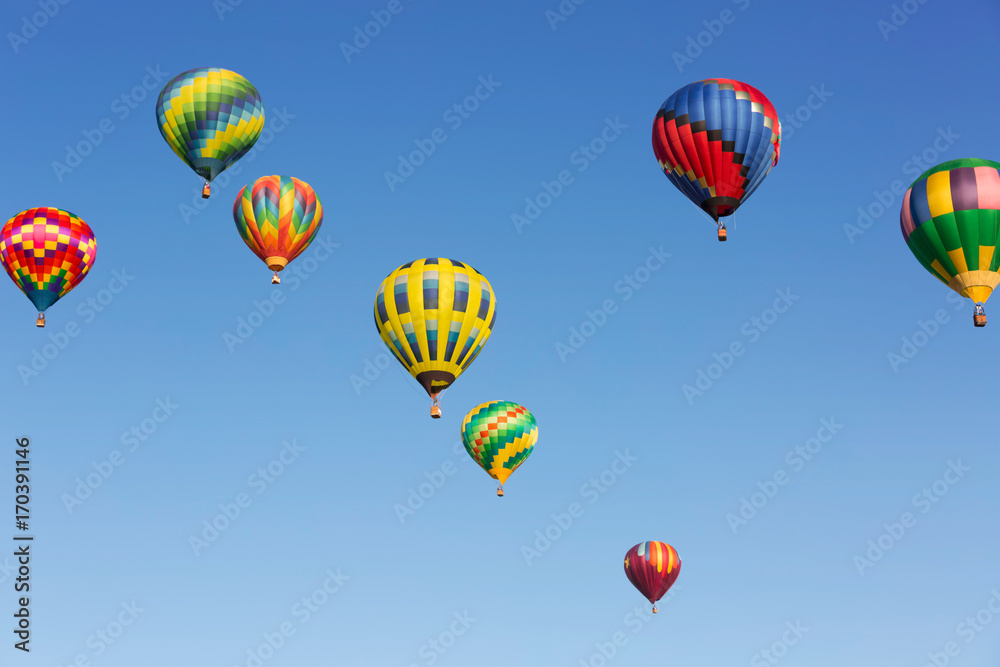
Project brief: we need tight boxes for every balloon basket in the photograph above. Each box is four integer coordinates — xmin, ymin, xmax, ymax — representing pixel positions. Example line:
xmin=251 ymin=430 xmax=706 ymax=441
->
xmin=497 ymin=486 xmax=504 ymax=498
xmin=35 ymin=313 xmax=45 ymax=328
xmin=202 ymin=183 xmax=211 ymax=199
xmin=717 ymin=227 xmax=727 ymax=242
xmin=974 ymin=314 xmax=986 ymax=327
xmin=652 ymin=605 xmax=658 ymax=614
xmin=271 ymin=271 xmax=281 ymax=285
xmin=430 ymin=404 xmax=442 ymax=419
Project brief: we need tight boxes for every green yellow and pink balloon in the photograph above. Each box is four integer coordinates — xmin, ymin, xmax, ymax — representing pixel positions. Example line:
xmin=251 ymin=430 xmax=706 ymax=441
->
xmin=901 ymin=158 xmax=1000 ymax=327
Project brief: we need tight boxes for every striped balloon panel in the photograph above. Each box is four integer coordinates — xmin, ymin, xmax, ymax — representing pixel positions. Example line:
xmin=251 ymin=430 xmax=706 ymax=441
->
xmin=374 ymin=258 xmax=496 ymax=397
xmin=0 ymin=208 xmax=96 ymax=312
xmin=901 ymin=158 xmax=1000 ymax=303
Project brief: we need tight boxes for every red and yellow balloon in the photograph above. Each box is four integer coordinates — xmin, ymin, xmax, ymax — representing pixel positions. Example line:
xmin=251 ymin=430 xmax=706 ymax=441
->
xmin=624 ymin=541 xmax=681 ymax=613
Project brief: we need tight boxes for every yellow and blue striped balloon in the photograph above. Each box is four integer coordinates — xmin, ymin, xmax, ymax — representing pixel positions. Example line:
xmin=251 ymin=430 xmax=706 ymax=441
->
xmin=374 ymin=258 xmax=496 ymax=416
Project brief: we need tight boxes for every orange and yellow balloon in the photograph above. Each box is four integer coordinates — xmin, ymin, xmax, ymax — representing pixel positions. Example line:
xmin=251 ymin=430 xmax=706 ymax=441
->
xmin=233 ymin=176 xmax=323 ymax=283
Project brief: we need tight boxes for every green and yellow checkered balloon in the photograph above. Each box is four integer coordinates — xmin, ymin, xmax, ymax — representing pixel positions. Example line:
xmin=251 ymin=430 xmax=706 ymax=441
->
xmin=461 ymin=401 xmax=537 ymax=495
xmin=155 ymin=67 xmax=265 ymax=189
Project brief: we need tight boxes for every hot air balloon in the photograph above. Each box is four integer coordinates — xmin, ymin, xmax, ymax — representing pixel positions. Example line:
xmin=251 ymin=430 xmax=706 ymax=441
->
xmin=0 ymin=208 xmax=96 ymax=327
xmin=155 ymin=67 xmax=265 ymax=199
xmin=901 ymin=158 xmax=1000 ymax=327
xmin=652 ymin=78 xmax=781 ymax=241
xmin=374 ymin=258 xmax=496 ymax=419
xmin=624 ymin=541 xmax=681 ymax=613
xmin=461 ymin=401 xmax=537 ymax=497
xmin=233 ymin=176 xmax=323 ymax=284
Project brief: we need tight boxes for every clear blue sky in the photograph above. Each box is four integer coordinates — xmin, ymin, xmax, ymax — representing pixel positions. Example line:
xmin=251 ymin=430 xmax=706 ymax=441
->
xmin=2 ymin=0 xmax=1000 ymax=665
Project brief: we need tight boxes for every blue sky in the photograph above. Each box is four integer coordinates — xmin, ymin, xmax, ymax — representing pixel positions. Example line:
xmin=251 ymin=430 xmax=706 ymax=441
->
xmin=2 ymin=0 xmax=1000 ymax=665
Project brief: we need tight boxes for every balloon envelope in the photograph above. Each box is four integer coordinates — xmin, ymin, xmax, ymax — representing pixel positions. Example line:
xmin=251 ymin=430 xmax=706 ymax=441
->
xmin=624 ymin=541 xmax=681 ymax=606
xmin=461 ymin=401 xmax=537 ymax=486
xmin=0 ymin=207 xmax=96 ymax=313
xmin=901 ymin=158 xmax=1000 ymax=304
xmin=156 ymin=67 xmax=265 ymax=184
xmin=233 ymin=175 xmax=323 ymax=274
xmin=652 ymin=78 xmax=780 ymax=223
xmin=374 ymin=258 xmax=496 ymax=401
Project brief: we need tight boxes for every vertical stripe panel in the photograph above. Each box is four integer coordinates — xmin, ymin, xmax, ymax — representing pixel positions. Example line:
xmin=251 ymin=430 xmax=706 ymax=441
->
xmin=975 ymin=167 xmax=1000 ymax=210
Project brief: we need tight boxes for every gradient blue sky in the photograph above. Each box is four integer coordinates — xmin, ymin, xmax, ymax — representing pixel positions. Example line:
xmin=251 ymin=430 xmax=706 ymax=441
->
xmin=2 ymin=0 xmax=1000 ymax=665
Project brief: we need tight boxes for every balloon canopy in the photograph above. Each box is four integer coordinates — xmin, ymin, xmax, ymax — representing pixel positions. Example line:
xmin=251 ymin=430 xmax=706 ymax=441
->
xmin=461 ymin=400 xmax=538 ymax=495
xmin=652 ymin=78 xmax=781 ymax=233
xmin=0 ymin=207 xmax=96 ymax=323
xmin=901 ymin=158 xmax=1000 ymax=306
xmin=624 ymin=541 xmax=681 ymax=612
xmin=233 ymin=175 xmax=323 ymax=282
xmin=156 ymin=67 xmax=265 ymax=190
xmin=374 ymin=258 xmax=496 ymax=417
